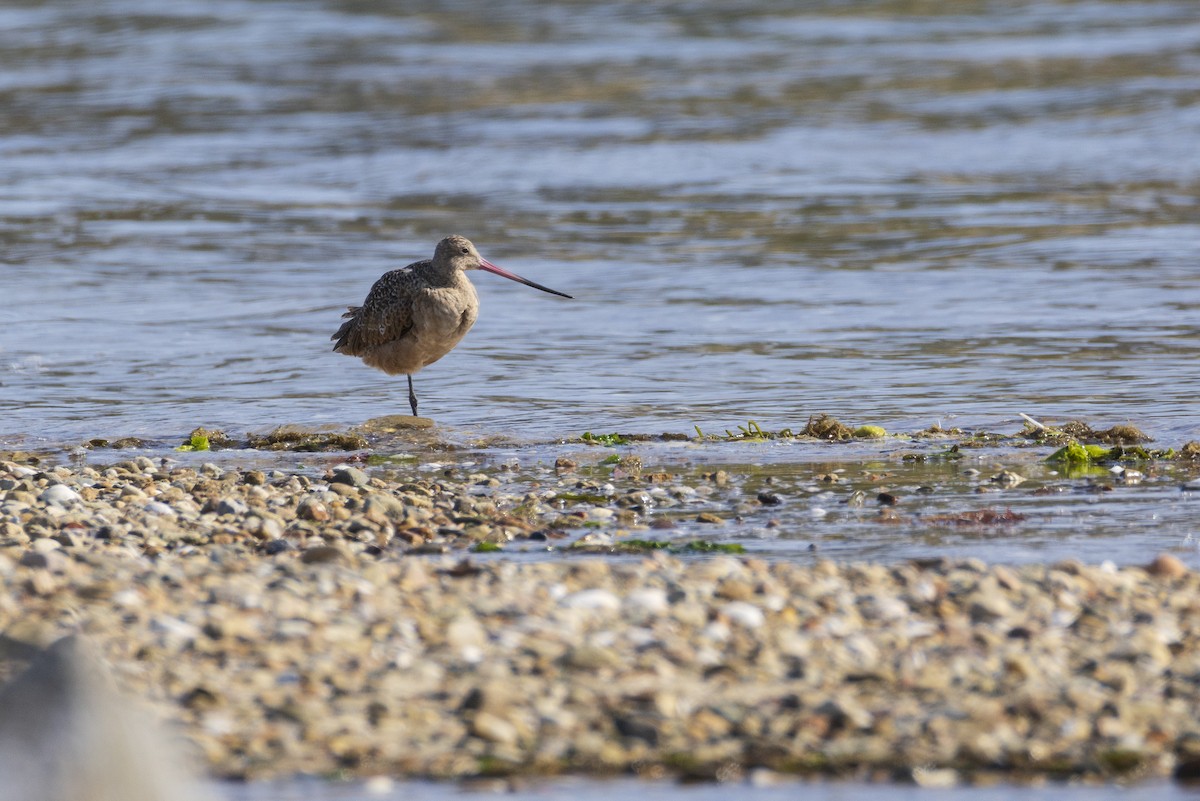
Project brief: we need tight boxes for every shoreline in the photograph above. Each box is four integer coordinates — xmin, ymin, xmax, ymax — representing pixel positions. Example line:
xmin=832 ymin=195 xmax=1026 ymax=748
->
xmin=2 ymin=455 xmax=1200 ymax=785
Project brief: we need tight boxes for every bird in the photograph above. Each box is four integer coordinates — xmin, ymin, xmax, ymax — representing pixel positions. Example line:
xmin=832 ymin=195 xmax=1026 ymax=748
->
xmin=331 ymin=235 xmax=571 ymax=417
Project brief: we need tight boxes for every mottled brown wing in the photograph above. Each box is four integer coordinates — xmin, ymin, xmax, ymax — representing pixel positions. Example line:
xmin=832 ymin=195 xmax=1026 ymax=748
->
xmin=331 ymin=267 xmax=418 ymax=355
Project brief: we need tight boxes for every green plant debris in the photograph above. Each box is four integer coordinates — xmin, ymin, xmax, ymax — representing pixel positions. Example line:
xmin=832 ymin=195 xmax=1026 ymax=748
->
xmin=614 ymin=539 xmax=746 ymax=554
xmin=1023 ymin=419 xmax=1151 ymax=446
xmin=903 ymin=445 xmax=963 ymax=463
xmin=912 ymin=423 xmax=963 ymax=438
xmin=176 ymin=432 xmax=210 ymax=452
xmin=721 ymin=420 xmax=795 ymax=441
xmin=173 ymin=426 xmax=366 ymax=452
xmin=1097 ymin=748 xmax=1144 ymax=775
xmin=600 ymin=454 xmax=621 ymax=465
xmin=245 ymin=427 xmax=367 ymax=452
xmin=681 ymin=540 xmax=746 ymax=553
xmin=471 ymin=542 xmax=503 ymax=553
xmin=554 ymin=492 xmax=611 ymax=504
xmin=1046 ymin=442 xmax=1111 ymax=465
xmin=618 ymin=539 xmax=672 ymax=550
xmin=581 ymin=432 xmax=629 ymax=446
xmin=1048 ymin=441 xmax=1170 ymax=466
xmin=177 ymin=427 xmax=233 ymax=451
xmin=802 ymin=414 xmax=854 ymax=440
xmin=853 ymin=425 xmax=887 ymax=439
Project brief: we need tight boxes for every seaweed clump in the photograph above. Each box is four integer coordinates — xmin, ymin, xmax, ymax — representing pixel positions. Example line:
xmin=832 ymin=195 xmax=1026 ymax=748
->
xmin=245 ymin=426 xmax=367 ymax=452
xmin=176 ymin=428 xmax=235 ymax=452
xmin=1024 ymin=419 xmax=1150 ymax=446
xmin=802 ymin=414 xmax=854 ymax=441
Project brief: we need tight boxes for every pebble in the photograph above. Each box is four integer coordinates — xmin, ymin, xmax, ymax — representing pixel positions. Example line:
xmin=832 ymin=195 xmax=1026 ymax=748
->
xmin=3 ymin=458 xmax=1200 ymax=787
xmin=38 ymin=484 xmax=80 ymax=507
xmin=331 ymin=462 xmax=367 ymax=489
xmin=720 ymin=601 xmax=765 ymax=628
xmin=560 ymin=589 xmax=621 ymax=612
xmin=214 ymin=497 xmax=248 ymax=516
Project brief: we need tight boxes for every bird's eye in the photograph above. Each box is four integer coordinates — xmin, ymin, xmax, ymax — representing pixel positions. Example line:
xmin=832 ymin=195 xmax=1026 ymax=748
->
xmin=461 ymin=247 xmax=469 ymax=254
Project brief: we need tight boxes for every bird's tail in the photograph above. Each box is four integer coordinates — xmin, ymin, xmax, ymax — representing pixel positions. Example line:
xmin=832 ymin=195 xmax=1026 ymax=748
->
xmin=331 ymin=306 xmax=362 ymax=353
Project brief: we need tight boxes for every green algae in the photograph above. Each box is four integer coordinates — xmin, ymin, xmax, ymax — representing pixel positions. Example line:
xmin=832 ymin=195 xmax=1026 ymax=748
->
xmin=682 ymin=540 xmax=746 ymax=554
xmin=581 ymin=432 xmax=629 ymax=446
xmin=1047 ymin=441 xmax=1170 ymax=466
xmin=853 ymin=425 xmax=887 ymax=439
xmin=721 ymin=420 xmax=795 ymax=442
xmin=616 ymin=539 xmax=746 ymax=554
xmin=245 ymin=427 xmax=367 ymax=452
xmin=555 ymin=491 xmax=611 ymax=504
xmin=471 ymin=542 xmax=503 ymax=553
xmin=1046 ymin=441 xmax=1111 ymax=465
xmin=177 ymin=427 xmax=237 ymax=451
xmin=175 ymin=432 xmax=210 ymax=452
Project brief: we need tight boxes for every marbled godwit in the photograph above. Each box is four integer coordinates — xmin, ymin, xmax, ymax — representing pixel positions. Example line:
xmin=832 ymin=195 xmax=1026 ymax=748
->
xmin=331 ymin=235 xmax=571 ymax=416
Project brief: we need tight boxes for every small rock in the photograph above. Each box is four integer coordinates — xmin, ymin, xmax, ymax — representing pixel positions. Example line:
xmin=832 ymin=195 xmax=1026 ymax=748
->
xmin=18 ymin=550 xmax=50 ymax=569
xmin=144 ymin=501 xmax=176 ymax=516
xmin=991 ymin=470 xmax=1025 ymax=488
xmin=263 ymin=539 xmax=292 ymax=555
xmin=300 ymin=545 xmax=346 ymax=564
xmin=721 ymin=601 xmax=765 ymax=629
xmin=756 ymin=491 xmax=782 ymax=506
xmin=331 ymin=467 xmax=369 ymax=488
xmin=696 ymin=512 xmax=724 ymax=524
xmin=913 ymin=767 xmax=959 ymax=788
xmin=624 ymin=588 xmax=669 ymax=617
xmin=560 ymin=589 xmax=620 ymax=612
xmin=471 ymin=711 xmax=519 ymax=745
xmin=563 ymin=645 xmax=621 ymax=670
xmin=297 ymin=497 xmax=330 ymax=522
xmin=1146 ymin=553 xmax=1188 ymax=579
xmin=38 ymin=485 xmax=80 ymax=507
xmin=214 ymin=497 xmax=248 ymax=516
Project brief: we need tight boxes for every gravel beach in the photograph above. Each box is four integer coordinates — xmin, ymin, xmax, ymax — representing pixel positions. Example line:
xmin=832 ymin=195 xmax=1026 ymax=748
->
xmin=2 ymin=455 xmax=1199 ymax=785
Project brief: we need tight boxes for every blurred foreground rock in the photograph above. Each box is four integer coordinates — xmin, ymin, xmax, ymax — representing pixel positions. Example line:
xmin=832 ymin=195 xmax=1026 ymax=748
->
xmin=0 ymin=636 xmax=215 ymax=801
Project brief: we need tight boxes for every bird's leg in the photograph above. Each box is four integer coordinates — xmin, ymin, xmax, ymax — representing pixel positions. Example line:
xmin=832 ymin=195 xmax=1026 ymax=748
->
xmin=407 ymin=374 xmax=418 ymax=417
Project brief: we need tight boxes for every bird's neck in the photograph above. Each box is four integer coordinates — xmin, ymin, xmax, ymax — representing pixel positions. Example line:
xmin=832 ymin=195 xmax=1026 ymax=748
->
xmin=422 ymin=261 xmax=469 ymax=289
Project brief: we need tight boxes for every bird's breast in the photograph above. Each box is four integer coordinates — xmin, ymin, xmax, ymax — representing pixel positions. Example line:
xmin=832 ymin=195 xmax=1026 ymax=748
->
xmin=411 ymin=285 xmax=479 ymax=362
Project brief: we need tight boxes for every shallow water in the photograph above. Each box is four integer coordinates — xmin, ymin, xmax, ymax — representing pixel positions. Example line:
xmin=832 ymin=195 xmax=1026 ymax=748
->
xmin=2 ymin=0 xmax=1198 ymax=449
xmin=219 ymin=776 xmax=1200 ymax=801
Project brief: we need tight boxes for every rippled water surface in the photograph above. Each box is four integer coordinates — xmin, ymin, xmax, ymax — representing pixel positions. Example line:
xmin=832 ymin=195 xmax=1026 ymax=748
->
xmin=4 ymin=0 xmax=1200 ymax=570
xmin=3 ymin=0 xmax=1198 ymax=447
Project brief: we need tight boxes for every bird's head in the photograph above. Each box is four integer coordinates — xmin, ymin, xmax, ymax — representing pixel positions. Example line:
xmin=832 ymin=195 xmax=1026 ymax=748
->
xmin=434 ymin=235 xmax=482 ymax=272
xmin=433 ymin=235 xmax=572 ymax=299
